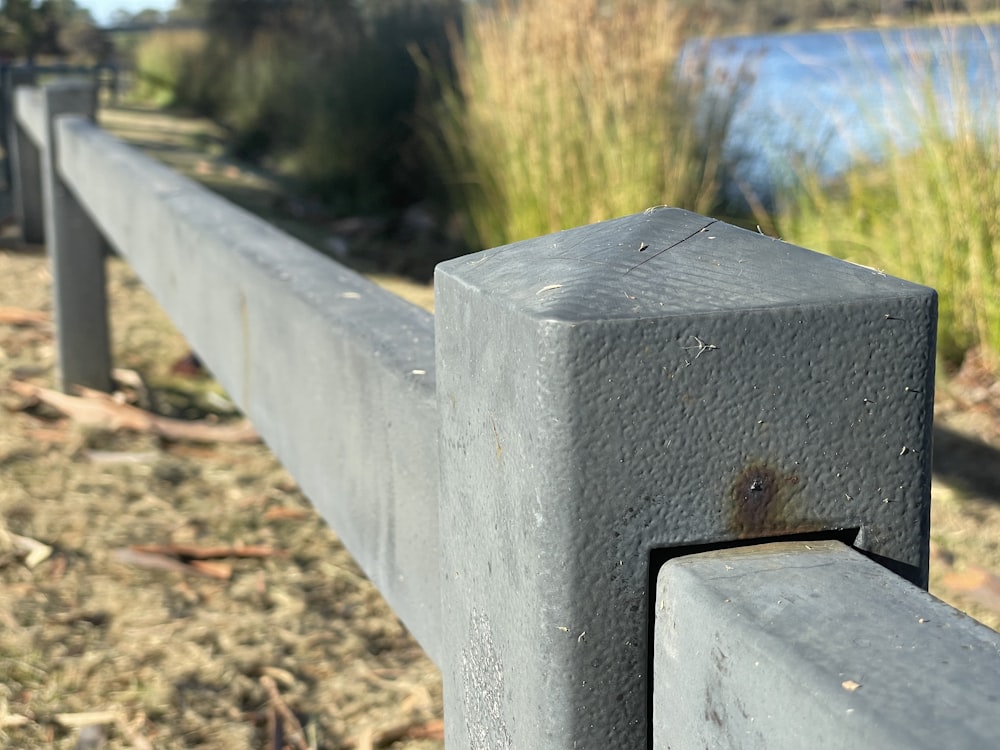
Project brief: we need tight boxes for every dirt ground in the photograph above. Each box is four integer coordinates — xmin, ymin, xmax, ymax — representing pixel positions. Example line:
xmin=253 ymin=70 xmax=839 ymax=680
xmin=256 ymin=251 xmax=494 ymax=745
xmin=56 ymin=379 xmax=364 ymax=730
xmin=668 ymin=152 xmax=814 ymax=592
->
xmin=2 ymin=102 xmax=1000 ymax=749
xmin=0 ymin=105 xmax=442 ymax=749
xmin=0 ymin=244 xmax=444 ymax=749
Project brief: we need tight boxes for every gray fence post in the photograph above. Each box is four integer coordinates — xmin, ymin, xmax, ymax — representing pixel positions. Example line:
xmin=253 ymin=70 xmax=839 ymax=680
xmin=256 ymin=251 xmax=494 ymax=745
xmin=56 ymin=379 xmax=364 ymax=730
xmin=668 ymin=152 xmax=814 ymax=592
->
xmin=40 ymin=81 xmax=112 ymax=393
xmin=434 ymin=208 xmax=937 ymax=749
xmin=5 ymin=66 xmax=44 ymax=242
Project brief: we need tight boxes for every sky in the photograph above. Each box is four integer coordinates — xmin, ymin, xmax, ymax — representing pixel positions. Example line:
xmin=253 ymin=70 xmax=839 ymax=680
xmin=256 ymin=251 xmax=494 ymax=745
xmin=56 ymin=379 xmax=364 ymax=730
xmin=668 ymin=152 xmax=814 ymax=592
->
xmin=82 ymin=0 xmax=176 ymax=26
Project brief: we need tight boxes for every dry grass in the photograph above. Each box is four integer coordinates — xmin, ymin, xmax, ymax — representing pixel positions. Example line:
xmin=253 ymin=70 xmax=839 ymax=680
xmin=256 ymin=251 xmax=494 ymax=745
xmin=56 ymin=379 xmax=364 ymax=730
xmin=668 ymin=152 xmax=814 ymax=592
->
xmin=424 ymin=0 xmax=748 ymax=249
xmin=0 ymin=248 xmax=443 ymax=750
xmin=774 ymin=22 xmax=1000 ymax=371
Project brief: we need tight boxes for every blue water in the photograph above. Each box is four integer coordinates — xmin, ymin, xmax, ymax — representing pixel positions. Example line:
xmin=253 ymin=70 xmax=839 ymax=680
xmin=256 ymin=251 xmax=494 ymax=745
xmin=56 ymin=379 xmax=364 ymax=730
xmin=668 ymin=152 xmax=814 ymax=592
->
xmin=701 ymin=23 xmax=1000 ymax=204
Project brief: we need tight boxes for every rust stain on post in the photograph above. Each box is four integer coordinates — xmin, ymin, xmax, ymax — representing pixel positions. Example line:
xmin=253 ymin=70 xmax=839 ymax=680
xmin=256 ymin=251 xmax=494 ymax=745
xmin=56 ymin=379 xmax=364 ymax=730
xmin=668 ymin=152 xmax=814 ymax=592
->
xmin=728 ymin=461 xmax=809 ymax=537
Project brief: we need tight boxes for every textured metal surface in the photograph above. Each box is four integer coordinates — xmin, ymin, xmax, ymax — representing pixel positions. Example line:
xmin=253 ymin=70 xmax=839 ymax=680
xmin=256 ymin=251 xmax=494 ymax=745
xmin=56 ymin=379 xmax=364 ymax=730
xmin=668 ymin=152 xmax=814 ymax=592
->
xmin=655 ymin=541 xmax=1000 ymax=749
xmin=54 ymin=115 xmax=443 ymax=661
xmin=435 ymin=208 xmax=937 ymax=749
xmin=40 ymin=83 xmax=112 ymax=392
xmin=14 ymin=85 xmax=45 ymax=146
xmin=10 ymin=80 xmax=44 ymax=241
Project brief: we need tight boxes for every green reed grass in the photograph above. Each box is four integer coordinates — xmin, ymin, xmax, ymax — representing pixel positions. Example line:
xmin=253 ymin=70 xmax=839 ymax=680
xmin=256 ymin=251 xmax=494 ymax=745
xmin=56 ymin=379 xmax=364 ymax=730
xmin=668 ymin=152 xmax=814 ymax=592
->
xmin=775 ymin=24 xmax=1000 ymax=371
xmin=424 ymin=0 xmax=747 ymax=249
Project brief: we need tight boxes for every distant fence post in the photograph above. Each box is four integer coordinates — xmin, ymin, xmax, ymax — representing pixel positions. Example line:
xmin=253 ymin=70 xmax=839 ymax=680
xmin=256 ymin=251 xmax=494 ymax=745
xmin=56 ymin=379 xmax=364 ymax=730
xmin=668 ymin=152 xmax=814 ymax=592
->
xmin=40 ymin=81 xmax=112 ymax=393
xmin=97 ymin=64 xmax=120 ymax=105
xmin=434 ymin=208 xmax=937 ymax=748
xmin=4 ymin=66 xmax=44 ymax=242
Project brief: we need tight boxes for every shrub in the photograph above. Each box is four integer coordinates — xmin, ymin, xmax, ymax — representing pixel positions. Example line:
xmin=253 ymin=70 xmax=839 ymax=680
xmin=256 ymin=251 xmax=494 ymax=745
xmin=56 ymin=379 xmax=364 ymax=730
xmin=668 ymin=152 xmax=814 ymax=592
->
xmin=132 ymin=1 xmax=461 ymax=217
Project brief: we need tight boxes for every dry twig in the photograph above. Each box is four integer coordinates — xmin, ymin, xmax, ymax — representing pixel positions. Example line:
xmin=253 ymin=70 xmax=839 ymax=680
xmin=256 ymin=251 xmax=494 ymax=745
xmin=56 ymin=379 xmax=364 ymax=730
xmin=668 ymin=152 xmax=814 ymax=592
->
xmin=260 ymin=675 xmax=310 ymax=750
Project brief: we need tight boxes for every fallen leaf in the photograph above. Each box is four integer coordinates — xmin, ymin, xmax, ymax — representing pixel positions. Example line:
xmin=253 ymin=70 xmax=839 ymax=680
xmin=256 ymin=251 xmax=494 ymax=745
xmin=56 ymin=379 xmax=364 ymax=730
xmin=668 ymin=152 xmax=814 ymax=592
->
xmin=942 ymin=567 xmax=990 ymax=591
xmin=264 ymin=506 xmax=312 ymax=521
xmin=114 ymin=543 xmax=280 ymax=580
xmin=188 ymin=559 xmax=232 ymax=579
xmin=941 ymin=565 xmax=1000 ymax=611
xmin=112 ymin=548 xmax=229 ymax=579
xmin=153 ymin=417 xmax=257 ymax=444
xmin=841 ymin=680 xmax=862 ymax=692
xmin=10 ymin=380 xmax=153 ymax=431
xmin=130 ymin=543 xmax=282 ymax=560
xmin=9 ymin=381 xmax=258 ymax=444
xmin=342 ymin=719 xmax=445 ymax=748
xmin=28 ymin=426 xmax=73 ymax=444
xmin=0 ymin=306 xmax=50 ymax=326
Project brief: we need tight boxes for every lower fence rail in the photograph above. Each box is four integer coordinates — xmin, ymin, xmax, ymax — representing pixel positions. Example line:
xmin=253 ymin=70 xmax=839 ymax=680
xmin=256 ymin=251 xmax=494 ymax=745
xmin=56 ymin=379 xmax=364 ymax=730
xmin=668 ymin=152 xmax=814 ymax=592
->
xmin=654 ymin=540 xmax=1000 ymax=749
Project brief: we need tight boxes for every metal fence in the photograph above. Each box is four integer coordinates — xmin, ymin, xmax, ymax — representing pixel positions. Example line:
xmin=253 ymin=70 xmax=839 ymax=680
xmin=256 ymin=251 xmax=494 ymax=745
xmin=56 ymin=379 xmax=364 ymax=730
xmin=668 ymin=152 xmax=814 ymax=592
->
xmin=1 ymin=65 xmax=119 ymax=193
xmin=7 ymin=77 xmax=1000 ymax=749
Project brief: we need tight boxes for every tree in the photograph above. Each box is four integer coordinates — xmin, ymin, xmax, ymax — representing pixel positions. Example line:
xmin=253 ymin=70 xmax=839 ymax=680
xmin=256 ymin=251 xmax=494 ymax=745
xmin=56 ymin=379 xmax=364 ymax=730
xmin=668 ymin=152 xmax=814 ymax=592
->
xmin=1 ymin=0 xmax=43 ymax=60
xmin=0 ymin=0 xmax=104 ymax=62
xmin=168 ymin=0 xmax=212 ymax=20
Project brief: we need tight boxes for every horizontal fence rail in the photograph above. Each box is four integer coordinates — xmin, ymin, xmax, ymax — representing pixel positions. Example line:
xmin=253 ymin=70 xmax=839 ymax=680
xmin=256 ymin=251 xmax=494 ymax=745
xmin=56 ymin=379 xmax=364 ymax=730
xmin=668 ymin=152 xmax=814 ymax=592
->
xmin=8 ymin=77 xmax=1000 ymax=749
xmin=655 ymin=541 xmax=1000 ymax=750
xmin=13 ymin=81 xmax=444 ymax=662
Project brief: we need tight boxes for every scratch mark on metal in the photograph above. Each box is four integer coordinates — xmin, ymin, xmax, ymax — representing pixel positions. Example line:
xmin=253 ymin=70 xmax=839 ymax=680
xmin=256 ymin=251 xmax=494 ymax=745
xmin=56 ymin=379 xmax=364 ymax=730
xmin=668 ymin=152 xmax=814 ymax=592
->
xmin=625 ymin=220 xmax=717 ymax=274
xmin=490 ymin=415 xmax=502 ymax=459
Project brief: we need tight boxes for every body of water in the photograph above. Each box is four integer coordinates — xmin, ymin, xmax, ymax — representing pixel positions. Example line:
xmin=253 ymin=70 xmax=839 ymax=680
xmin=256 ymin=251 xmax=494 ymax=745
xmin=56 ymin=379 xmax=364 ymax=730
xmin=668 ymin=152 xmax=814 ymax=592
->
xmin=702 ymin=23 xmax=1000 ymax=205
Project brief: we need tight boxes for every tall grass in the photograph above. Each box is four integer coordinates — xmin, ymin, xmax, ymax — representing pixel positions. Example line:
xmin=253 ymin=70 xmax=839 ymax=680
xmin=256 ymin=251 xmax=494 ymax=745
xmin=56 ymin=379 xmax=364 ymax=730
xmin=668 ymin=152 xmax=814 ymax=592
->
xmin=131 ymin=30 xmax=208 ymax=108
xmin=775 ymin=24 xmax=1000 ymax=370
xmin=424 ymin=0 xmax=749 ymax=249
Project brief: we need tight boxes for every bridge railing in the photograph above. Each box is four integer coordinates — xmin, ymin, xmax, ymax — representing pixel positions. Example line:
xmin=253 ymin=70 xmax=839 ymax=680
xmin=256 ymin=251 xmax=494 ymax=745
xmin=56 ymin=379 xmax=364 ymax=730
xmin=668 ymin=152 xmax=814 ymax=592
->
xmin=9 ymin=79 xmax=1000 ymax=749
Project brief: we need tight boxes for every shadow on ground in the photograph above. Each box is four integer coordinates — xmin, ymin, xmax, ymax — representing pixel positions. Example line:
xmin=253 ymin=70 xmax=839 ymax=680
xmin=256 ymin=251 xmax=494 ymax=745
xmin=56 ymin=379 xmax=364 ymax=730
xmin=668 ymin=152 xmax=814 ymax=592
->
xmin=934 ymin=425 xmax=1000 ymax=503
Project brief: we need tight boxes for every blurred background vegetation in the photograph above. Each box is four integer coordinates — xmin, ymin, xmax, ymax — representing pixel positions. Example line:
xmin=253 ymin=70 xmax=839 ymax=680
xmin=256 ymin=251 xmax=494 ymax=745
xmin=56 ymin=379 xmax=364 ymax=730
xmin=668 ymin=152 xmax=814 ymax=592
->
xmin=127 ymin=0 xmax=464 ymax=218
xmin=2 ymin=0 xmax=1000 ymax=373
xmin=0 ymin=0 xmax=110 ymax=62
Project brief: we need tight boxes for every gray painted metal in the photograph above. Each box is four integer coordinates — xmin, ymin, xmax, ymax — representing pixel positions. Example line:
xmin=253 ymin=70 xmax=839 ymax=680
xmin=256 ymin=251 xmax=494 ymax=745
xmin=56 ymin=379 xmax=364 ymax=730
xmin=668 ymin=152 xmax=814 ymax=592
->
xmin=9 ymin=77 xmax=44 ymax=242
xmin=53 ymin=114 xmax=443 ymax=662
xmin=14 ymin=85 xmax=45 ymax=146
xmin=654 ymin=540 xmax=1000 ymax=749
xmin=434 ymin=209 xmax=936 ymax=749
xmin=40 ymin=83 xmax=112 ymax=392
